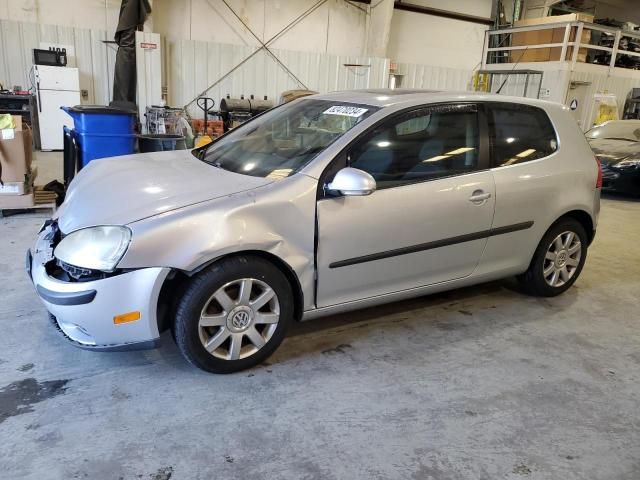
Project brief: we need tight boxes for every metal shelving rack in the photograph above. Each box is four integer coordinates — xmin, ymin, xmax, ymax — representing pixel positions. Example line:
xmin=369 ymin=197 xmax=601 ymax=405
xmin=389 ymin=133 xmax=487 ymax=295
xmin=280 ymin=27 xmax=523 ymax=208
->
xmin=0 ymin=93 xmax=40 ymax=149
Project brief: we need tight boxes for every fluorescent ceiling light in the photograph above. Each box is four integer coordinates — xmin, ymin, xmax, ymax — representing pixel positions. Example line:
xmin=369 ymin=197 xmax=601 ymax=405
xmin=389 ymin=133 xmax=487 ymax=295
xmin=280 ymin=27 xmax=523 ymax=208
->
xmin=516 ymin=149 xmax=536 ymax=158
xmin=377 ymin=141 xmax=391 ymax=148
xmin=445 ymin=147 xmax=475 ymax=155
xmin=422 ymin=155 xmax=450 ymax=163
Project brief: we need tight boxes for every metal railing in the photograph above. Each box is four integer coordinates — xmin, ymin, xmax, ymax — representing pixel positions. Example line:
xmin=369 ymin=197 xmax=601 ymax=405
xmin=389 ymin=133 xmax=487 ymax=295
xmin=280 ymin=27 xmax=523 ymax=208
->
xmin=482 ymin=20 xmax=640 ymax=72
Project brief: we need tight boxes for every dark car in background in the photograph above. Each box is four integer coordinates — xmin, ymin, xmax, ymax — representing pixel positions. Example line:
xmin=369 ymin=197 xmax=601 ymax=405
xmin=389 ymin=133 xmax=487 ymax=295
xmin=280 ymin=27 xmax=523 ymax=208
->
xmin=587 ymin=120 xmax=640 ymax=196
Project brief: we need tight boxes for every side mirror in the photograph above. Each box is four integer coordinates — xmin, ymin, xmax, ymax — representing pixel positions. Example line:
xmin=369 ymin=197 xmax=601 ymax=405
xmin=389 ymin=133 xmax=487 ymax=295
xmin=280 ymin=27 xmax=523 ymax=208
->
xmin=326 ymin=167 xmax=376 ymax=196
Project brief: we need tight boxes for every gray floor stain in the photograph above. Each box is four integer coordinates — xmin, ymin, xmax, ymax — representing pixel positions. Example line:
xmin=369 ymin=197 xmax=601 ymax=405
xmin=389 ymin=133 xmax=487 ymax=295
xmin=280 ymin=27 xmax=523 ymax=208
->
xmin=17 ymin=363 xmax=34 ymax=372
xmin=0 ymin=378 xmax=69 ymax=424
xmin=321 ymin=343 xmax=353 ymax=355
xmin=36 ymin=430 xmax=62 ymax=444
xmin=148 ymin=466 xmax=173 ymax=480
xmin=513 ymin=463 xmax=532 ymax=475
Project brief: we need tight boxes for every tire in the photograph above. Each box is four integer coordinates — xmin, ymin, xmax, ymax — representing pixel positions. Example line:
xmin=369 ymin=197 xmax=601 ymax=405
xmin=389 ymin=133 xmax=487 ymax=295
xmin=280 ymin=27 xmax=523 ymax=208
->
xmin=519 ymin=218 xmax=588 ymax=297
xmin=173 ymin=255 xmax=293 ymax=373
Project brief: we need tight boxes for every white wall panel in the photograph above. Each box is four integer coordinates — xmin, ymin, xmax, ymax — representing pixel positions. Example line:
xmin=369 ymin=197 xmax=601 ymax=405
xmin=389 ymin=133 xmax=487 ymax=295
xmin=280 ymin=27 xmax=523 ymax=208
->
xmin=397 ymin=62 xmax=473 ymax=92
xmin=153 ymin=0 xmax=367 ymax=56
xmin=569 ymin=69 xmax=640 ymax=129
xmin=169 ymin=38 xmax=390 ymax=117
xmin=387 ymin=9 xmax=488 ymax=70
xmin=0 ymin=19 xmax=115 ymax=105
xmin=0 ymin=0 xmax=121 ymax=32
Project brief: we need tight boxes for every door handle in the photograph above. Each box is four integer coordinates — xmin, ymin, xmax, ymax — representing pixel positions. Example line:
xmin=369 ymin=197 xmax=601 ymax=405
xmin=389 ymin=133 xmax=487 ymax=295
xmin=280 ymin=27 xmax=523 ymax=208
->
xmin=469 ymin=190 xmax=492 ymax=203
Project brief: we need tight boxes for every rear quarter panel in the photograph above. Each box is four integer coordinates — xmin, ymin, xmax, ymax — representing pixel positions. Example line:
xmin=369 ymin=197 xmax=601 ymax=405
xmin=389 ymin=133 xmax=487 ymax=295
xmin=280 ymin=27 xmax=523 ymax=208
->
xmin=476 ymin=103 xmax=598 ymax=277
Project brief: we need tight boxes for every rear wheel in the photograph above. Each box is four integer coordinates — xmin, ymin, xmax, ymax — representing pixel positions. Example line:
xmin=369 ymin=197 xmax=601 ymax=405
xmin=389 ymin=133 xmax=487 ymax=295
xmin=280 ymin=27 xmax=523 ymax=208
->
xmin=173 ymin=256 xmax=293 ymax=373
xmin=519 ymin=218 xmax=587 ymax=297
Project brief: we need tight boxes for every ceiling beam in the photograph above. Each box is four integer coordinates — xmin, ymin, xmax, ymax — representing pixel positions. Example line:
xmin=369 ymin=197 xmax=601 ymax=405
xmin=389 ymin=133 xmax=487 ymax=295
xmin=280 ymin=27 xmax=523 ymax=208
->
xmin=393 ymin=1 xmax=494 ymax=25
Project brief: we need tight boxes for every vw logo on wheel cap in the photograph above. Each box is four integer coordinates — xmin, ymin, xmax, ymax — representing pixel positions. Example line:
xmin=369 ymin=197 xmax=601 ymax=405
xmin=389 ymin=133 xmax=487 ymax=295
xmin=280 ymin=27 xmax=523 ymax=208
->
xmin=227 ymin=306 xmax=254 ymax=332
xmin=232 ymin=311 xmax=250 ymax=329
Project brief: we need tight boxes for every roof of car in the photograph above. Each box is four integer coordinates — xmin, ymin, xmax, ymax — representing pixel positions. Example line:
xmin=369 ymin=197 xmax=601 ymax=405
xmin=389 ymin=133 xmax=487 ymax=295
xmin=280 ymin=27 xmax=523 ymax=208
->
xmin=311 ymin=88 xmax=563 ymax=110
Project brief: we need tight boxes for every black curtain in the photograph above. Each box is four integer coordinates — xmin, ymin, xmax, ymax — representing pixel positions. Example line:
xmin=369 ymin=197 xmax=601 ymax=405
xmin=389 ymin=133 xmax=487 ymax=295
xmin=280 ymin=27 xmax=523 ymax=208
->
xmin=112 ymin=0 xmax=152 ymax=106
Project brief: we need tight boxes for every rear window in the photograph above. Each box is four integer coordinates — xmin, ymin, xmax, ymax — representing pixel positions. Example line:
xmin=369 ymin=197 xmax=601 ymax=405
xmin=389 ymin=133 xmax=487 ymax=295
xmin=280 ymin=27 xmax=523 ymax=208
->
xmin=487 ymin=104 xmax=558 ymax=167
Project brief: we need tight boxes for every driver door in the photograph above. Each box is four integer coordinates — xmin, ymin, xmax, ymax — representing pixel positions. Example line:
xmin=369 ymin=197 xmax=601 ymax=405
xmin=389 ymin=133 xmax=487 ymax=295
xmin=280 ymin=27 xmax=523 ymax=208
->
xmin=316 ymin=103 xmax=495 ymax=307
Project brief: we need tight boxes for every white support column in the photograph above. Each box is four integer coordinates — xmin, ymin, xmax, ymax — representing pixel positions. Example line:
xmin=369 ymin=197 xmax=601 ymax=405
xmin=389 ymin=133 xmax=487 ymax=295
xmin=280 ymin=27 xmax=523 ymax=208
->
xmin=559 ymin=23 xmax=571 ymax=64
xmin=570 ymin=22 xmax=584 ymax=70
xmin=364 ymin=0 xmax=395 ymax=58
xmin=609 ymin=29 xmax=622 ymax=74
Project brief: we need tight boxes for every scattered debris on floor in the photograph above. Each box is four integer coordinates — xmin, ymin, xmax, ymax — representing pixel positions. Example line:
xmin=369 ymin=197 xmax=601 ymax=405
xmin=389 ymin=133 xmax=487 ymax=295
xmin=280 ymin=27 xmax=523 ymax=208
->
xmin=513 ymin=463 xmax=532 ymax=475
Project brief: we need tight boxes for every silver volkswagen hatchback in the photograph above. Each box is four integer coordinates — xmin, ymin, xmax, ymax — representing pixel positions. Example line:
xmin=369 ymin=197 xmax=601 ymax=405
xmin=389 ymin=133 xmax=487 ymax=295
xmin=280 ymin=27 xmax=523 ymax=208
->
xmin=28 ymin=90 xmax=601 ymax=373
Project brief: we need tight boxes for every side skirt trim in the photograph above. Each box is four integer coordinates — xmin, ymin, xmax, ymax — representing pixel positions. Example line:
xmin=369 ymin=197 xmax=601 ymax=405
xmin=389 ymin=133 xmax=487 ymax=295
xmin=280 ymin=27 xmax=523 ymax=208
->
xmin=329 ymin=221 xmax=534 ymax=269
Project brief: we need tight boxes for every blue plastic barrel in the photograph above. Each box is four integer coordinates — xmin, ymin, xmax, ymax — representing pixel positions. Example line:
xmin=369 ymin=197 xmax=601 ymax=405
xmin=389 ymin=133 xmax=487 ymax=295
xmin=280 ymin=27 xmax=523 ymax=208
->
xmin=62 ymin=105 xmax=137 ymax=168
xmin=75 ymin=132 xmax=137 ymax=167
xmin=62 ymin=105 xmax=136 ymax=134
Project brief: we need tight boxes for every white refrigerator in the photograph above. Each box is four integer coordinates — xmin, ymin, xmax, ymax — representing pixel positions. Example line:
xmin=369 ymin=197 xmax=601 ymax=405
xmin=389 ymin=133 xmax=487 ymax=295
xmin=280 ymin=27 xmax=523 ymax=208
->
xmin=34 ymin=65 xmax=81 ymax=150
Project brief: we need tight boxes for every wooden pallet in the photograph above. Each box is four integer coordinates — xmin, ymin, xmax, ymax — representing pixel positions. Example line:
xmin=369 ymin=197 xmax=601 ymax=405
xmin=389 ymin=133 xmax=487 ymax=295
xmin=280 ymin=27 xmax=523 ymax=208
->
xmin=0 ymin=201 xmax=57 ymax=218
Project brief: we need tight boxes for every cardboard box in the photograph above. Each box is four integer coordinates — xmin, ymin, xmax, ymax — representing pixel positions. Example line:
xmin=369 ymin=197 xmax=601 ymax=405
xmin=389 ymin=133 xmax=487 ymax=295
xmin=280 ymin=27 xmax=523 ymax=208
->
xmin=0 ymin=166 xmax=36 ymax=195
xmin=512 ymin=13 xmax=593 ymax=63
xmin=0 ymin=191 xmax=34 ymax=209
xmin=0 ymin=181 xmax=29 ymax=195
xmin=0 ymin=115 xmax=33 ymax=184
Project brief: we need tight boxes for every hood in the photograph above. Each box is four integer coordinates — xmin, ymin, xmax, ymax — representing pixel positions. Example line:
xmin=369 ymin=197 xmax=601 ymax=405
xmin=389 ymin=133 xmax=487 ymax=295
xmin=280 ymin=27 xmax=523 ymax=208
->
xmin=56 ymin=150 xmax=273 ymax=233
xmin=588 ymin=138 xmax=640 ymax=164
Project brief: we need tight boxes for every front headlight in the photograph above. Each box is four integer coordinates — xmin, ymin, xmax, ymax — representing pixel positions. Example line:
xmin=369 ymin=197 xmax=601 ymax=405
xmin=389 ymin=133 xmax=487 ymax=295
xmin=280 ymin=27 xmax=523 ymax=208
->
xmin=54 ymin=226 xmax=132 ymax=272
xmin=617 ymin=157 xmax=640 ymax=169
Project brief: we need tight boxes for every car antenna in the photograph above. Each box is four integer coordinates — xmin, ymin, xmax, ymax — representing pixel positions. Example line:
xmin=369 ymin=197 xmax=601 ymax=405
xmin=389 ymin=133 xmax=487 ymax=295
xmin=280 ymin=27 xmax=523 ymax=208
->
xmin=496 ymin=46 xmax=529 ymax=95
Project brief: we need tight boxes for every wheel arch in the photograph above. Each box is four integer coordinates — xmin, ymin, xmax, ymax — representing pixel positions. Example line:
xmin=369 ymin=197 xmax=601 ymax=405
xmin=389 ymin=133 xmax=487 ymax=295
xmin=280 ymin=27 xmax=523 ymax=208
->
xmin=554 ymin=209 xmax=595 ymax=245
xmin=156 ymin=250 xmax=305 ymax=333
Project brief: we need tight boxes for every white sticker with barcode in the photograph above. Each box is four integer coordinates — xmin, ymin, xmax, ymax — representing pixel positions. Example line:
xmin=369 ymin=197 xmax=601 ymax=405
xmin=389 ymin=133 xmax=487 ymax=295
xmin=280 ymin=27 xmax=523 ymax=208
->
xmin=323 ymin=106 xmax=368 ymax=117
xmin=1 ymin=129 xmax=15 ymax=140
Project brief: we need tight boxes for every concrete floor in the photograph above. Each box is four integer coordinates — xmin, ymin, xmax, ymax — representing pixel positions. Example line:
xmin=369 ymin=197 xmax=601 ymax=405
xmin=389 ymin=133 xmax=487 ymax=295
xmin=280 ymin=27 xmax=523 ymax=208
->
xmin=1 ymin=161 xmax=639 ymax=479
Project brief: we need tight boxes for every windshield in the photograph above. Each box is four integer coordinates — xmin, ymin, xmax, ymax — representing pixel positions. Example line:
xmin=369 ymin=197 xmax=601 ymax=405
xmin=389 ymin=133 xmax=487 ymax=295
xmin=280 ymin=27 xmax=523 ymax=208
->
xmin=199 ymin=99 xmax=378 ymax=178
xmin=586 ymin=121 xmax=640 ymax=142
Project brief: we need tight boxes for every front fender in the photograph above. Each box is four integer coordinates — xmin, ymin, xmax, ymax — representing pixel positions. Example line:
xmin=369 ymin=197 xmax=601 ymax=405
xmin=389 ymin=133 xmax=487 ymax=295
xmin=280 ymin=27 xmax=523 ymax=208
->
xmin=118 ymin=174 xmax=319 ymax=310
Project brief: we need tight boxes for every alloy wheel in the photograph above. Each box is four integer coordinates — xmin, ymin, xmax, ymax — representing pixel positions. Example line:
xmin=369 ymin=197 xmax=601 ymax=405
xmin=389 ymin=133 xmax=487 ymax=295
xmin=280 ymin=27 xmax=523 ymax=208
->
xmin=198 ymin=278 xmax=280 ymax=360
xmin=542 ymin=231 xmax=582 ymax=287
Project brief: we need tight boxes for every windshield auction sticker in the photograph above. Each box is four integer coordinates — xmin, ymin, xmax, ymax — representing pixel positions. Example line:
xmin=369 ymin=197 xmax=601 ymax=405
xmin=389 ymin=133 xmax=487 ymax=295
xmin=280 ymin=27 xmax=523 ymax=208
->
xmin=323 ymin=106 xmax=368 ymax=117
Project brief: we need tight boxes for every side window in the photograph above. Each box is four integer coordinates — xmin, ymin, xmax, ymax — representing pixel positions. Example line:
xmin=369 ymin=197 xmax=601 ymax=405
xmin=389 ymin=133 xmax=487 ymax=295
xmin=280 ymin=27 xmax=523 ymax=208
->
xmin=488 ymin=104 xmax=558 ymax=167
xmin=349 ymin=105 xmax=480 ymax=190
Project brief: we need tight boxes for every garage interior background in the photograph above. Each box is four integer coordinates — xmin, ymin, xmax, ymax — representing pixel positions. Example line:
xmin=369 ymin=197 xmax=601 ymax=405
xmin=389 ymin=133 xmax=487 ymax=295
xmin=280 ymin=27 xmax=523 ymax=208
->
xmin=0 ymin=0 xmax=501 ymax=118
xmin=2 ymin=0 xmax=638 ymax=123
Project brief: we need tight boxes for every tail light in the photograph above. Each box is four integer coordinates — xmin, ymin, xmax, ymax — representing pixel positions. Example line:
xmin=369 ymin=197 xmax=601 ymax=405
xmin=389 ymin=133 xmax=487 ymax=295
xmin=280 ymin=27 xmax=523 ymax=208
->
xmin=595 ymin=156 xmax=603 ymax=188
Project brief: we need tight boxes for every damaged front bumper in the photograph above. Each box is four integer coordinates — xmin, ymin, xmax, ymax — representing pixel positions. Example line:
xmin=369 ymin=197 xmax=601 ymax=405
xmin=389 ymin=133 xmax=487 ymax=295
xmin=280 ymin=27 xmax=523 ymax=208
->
xmin=27 ymin=226 xmax=170 ymax=351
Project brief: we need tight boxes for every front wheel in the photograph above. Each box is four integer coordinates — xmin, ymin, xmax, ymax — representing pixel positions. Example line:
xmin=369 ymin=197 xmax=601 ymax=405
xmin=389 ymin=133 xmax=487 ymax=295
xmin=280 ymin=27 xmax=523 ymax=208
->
xmin=173 ymin=256 xmax=293 ymax=373
xmin=519 ymin=218 xmax=588 ymax=297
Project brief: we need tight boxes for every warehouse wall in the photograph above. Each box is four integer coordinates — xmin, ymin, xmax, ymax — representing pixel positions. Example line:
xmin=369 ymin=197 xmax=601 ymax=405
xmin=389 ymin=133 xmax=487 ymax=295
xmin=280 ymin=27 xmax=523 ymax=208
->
xmin=396 ymin=62 xmax=474 ymax=92
xmin=0 ymin=0 xmax=121 ymax=32
xmin=169 ymin=39 xmax=389 ymax=116
xmin=0 ymin=19 xmax=115 ymax=104
xmin=153 ymin=0 xmax=368 ymax=56
xmin=0 ymin=0 xmax=483 ymax=116
xmin=386 ymin=0 xmax=493 ymax=70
